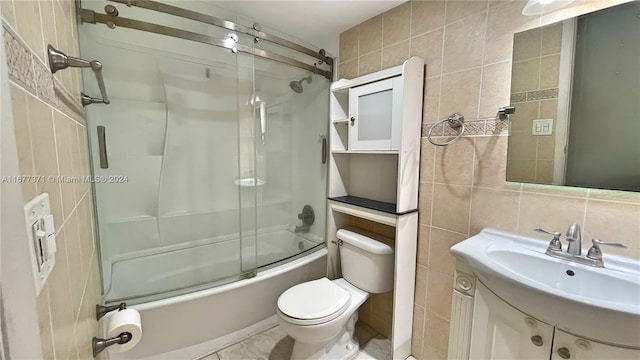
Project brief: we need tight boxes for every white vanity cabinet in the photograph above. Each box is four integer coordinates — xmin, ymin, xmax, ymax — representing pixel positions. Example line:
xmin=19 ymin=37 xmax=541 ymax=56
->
xmin=469 ymin=282 xmax=554 ymax=360
xmin=450 ymin=269 xmax=640 ymax=360
xmin=327 ymin=57 xmax=424 ymax=359
xmin=551 ymin=330 xmax=640 ymax=360
xmin=348 ymin=77 xmax=402 ymax=151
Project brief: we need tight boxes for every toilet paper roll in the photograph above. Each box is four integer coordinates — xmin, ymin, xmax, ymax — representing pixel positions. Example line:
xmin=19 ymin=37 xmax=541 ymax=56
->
xmin=106 ymin=309 xmax=142 ymax=353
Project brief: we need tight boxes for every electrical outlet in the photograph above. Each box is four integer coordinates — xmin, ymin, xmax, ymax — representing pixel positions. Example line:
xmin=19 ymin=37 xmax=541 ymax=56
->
xmin=532 ymin=119 xmax=553 ymax=136
xmin=23 ymin=193 xmax=56 ymax=295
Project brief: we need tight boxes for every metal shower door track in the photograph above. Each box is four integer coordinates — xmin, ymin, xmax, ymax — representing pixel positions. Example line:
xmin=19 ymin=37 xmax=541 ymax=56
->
xmin=79 ymin=1 xmax=333 ymax=79
xmin=109 ymin=0 xmax=332 ymax=64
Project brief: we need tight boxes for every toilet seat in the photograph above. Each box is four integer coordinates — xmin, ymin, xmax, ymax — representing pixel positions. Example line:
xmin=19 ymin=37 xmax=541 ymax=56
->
xmin=277 ymin=277 xmax=351 ymax=325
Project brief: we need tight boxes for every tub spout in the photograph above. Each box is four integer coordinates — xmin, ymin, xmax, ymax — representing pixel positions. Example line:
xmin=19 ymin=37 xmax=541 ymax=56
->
xmin=295 ymin=225 xmax=310 ymax=233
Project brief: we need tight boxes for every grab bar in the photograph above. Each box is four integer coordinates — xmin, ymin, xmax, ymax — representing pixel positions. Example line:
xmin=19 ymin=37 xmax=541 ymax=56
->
xmin=97 ymin=126 xmax=109 ymax=169
xmin=47 ymin=45 xmax=110 ymax=107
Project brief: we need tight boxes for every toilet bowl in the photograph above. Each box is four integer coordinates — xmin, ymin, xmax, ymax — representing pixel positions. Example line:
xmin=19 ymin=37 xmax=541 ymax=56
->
xmin=276 ymin=227 xmax=394 ymax=360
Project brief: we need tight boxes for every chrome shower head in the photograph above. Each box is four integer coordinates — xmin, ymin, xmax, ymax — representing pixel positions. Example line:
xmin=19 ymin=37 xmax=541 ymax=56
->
xmin=289 ymin=76 xmax=312 ymax=93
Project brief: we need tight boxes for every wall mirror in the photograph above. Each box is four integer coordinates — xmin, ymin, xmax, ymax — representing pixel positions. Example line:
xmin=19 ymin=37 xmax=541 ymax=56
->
xmin=506 ymin=1 xmax=640 ymax=192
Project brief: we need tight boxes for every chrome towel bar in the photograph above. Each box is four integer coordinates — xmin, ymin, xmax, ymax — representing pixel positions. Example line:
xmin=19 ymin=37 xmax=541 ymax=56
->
xmin=47 ymin=45 xmax=110 ymax=107
xmin=427 ymin=106 xmax=516 ymax=146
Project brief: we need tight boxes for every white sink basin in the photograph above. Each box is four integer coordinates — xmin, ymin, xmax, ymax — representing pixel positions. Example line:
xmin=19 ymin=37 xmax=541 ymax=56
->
xmin=451 ymin=228 xmax=640 ymax=347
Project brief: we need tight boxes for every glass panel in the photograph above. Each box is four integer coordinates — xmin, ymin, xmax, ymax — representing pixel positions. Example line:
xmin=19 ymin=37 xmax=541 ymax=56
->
xmin=251 ymin=48 xmax=329 ymax=268
xmin=358 ymin=89 xmax=393 ymax=141
xmin=79 ymin=14 xmax=258 ymax=304
xmin=237 ymin=51 xmax=258 ymax=275
xmin=78 ymin=1 xmax=328 ymax=305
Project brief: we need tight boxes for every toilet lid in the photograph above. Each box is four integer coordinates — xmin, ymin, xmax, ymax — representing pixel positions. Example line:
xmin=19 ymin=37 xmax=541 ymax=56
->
xmin=277 ymin=278 xmax=351 ymax=324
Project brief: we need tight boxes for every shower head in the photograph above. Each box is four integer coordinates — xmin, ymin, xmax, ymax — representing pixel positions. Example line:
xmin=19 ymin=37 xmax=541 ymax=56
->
xmin=289 ymin=76 xmax=312 ymax=93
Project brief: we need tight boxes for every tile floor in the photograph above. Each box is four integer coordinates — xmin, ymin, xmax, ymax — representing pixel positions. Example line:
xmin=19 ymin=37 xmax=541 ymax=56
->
xmin=198 ymin=321 xmax=392 ymax=360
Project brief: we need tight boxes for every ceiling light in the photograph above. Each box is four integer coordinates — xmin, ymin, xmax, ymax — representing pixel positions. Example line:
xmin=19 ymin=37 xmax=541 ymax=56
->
xmin=522 ymin=0 xmax=575 ymax=16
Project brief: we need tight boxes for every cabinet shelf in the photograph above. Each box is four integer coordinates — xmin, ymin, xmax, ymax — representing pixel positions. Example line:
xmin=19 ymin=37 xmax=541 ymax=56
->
xmin=328 ymin=196 xmax=418 ymax=216
xmin=332 ymin=119 xmax=349 ymax=125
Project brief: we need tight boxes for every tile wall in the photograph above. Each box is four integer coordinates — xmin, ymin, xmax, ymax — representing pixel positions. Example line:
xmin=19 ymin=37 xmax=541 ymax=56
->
xmin=508 ymin=22 xmax=562 ymax=183
xmin=1 ymin=1 xmax=101 ymax=359
xmin=338 ymin=1 xmax=639 ymax=359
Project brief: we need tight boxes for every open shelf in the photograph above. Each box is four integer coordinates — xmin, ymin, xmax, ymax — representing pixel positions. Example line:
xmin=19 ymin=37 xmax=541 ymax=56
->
xmin=328 ymin=195 xmax=418 ymax=215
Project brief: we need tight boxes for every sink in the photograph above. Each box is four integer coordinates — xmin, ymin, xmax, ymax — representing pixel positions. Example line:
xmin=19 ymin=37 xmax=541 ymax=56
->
xmin=451 ymin=228 xmax=640 ymax=347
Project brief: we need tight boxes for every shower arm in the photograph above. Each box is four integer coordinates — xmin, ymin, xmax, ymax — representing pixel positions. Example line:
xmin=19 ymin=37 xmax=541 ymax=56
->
xmin=47 ymin=45 xmax=110 ymax=107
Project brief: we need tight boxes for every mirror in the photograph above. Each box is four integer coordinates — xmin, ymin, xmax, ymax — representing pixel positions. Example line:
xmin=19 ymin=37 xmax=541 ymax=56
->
xmin=506 ymin=1 xmax=640 ymax=192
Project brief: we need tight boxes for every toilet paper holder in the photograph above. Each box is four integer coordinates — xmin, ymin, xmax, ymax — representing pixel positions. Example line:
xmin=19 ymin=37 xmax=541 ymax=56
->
xmin=92 ymin=332 xmax=132 ymax=357
xmin=96 ymin=302 xmax=127 ymax=320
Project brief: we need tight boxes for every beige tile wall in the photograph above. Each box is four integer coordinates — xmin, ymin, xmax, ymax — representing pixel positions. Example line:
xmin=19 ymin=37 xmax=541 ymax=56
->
xmin=339 ymin=1 xmax=639 ymax=359
xmin=1 ymin=1 xmax=102 ymax=359
xmin=507 ymin=22 xmax=562 ymax=183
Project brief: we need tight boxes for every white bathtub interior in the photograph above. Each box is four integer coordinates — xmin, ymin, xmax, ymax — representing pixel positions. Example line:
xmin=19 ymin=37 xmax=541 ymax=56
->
xmin=106 ymin=228 xmax=324 ymax=302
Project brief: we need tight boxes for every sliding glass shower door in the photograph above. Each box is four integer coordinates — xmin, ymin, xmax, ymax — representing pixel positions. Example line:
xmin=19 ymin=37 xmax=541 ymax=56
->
xmin=78 ymin=1 xmax=329 ymax=305
xmin=81 ymin=20 xmax=260 ymax=304
xmin=251 ymin=54 xmax=328 ymax=267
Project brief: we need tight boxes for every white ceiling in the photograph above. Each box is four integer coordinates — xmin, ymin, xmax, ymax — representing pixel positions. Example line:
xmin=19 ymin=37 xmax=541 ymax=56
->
xmin=210 ymin=1 xmax=407 ymax=56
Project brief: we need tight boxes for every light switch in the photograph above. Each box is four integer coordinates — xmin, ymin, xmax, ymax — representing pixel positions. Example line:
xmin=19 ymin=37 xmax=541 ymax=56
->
xmin=532 ymin=119 xmax=553 ymax=136
xmin=23 ymin=193 xmax=56 ymax=295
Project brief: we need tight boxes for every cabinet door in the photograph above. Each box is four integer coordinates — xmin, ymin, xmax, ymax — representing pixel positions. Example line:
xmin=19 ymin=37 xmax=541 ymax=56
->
xmin=469 ymin=282 xmax=554 ymax=360
xmin=552 ymin=329 xmax=640 ymax=360
xmin=349 ymin=77 xmax=402 ymax=150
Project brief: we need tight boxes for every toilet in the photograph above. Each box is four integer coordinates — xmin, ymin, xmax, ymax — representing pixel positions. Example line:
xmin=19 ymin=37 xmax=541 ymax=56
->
xmin=276 ymin=227 xmax=394 ymax=360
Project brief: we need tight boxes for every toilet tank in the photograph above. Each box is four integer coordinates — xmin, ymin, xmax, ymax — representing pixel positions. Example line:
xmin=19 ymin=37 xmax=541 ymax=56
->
xmin=337 ymin=227 xmax=394 ymax=293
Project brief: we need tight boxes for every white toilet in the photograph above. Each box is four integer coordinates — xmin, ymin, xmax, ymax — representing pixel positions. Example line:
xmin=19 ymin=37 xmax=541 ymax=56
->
xmin=276 ymin=227 xmax=394 ymax=360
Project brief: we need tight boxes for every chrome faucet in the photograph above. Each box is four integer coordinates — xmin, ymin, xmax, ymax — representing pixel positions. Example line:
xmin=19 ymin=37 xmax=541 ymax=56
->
xmin=565 ymin=223 xmax=582 ymax=255
xmin=534 ymin=223 xmax=627 ymax=268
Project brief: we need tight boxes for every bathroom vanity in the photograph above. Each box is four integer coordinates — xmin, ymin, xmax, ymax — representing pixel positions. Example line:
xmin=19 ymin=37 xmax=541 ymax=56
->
xmin=448 ymin=229 xmax=640 ymax=360
xmin=326 ymin=57 xmax=425 ymax=359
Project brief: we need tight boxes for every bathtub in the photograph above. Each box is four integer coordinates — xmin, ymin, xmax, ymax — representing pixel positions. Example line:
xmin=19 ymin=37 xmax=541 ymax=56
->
xmin=104 ymin=230 xmax=327 ymax=359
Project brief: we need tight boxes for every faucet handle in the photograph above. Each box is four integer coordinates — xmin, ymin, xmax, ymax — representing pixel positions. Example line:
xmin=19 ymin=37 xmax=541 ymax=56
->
xmin=534 ymin=228 xmax=562 ymax=251
xmin=586 ymin=238 xmax=627 ymax=260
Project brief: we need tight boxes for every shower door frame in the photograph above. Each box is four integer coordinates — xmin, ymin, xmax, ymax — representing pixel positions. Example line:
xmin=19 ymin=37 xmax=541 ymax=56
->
xmin=78 ymin=0 xmax=333 ymax=80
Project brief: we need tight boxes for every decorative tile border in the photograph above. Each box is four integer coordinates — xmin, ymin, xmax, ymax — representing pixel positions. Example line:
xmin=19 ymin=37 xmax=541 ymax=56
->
xmin=3 ymin=24 xmax=85 ymax=122
xmin=527 ymin=88 xmax=558 ymax=101
xmin=511 ymin=88 xmax=559 ymax=103
xmin=422 ymin=122 xmax=442 ymax=137
xmin=422 ymin=118 xmax=509 ymax=139
xmin=3 ymin=28 xmax=35 ymax=92
xmin=510 ymin=92 xmax=527 ymax=103
xmin=485 ymin=119 xmax=509 ymax=135
xmin=464 ymin=120 xmax=486 ymax=135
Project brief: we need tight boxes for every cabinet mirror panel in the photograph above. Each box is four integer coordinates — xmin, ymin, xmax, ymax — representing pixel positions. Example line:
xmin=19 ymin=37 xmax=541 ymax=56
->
xmin=506 ymin=1 xmax=640 ymax=192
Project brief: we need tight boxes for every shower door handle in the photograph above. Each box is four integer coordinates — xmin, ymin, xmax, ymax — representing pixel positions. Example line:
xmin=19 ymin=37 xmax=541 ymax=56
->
xmin=321 ymin=137 xmax=327 ymax=164
xmin=97 ymin=126 xmax=109 ymax=169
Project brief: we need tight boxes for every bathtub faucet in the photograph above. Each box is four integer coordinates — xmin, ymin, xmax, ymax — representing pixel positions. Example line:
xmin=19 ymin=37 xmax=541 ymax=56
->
xmin=295 ymin=205 xmax=315 ymax=233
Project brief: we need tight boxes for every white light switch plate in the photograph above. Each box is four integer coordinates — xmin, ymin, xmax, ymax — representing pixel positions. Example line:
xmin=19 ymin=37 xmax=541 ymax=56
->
xmin=532 ymin=119 xmax=553 ymax=135
xmin=24 ymin=193 xmax=56 ymax=295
